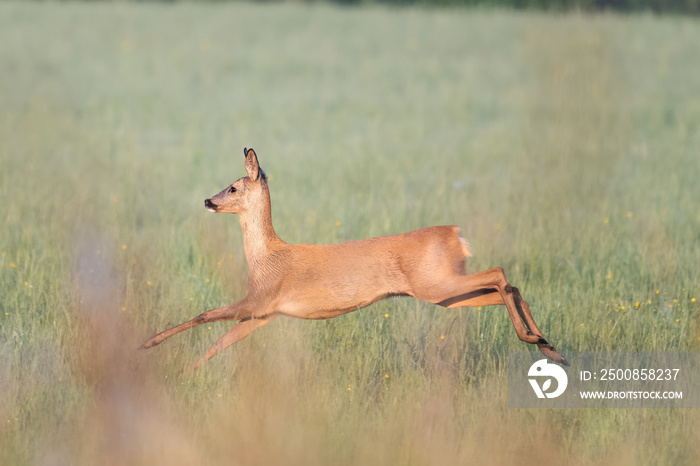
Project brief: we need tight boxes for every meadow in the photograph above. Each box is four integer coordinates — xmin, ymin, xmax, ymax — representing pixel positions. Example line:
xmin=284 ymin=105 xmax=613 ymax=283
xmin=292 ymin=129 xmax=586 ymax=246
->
xmin=1 ymin=2 xmax=699 ymax=464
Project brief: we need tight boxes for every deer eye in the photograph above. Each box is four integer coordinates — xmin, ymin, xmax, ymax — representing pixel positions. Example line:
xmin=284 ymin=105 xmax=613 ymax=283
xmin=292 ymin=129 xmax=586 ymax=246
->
xmin=229 ymin=186 xmax=236 ymax=193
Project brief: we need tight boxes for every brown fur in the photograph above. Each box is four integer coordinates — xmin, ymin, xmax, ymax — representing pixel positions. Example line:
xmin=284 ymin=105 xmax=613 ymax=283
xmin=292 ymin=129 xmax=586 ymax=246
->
xmin=140 ymin=148 xmax=567 ymax=371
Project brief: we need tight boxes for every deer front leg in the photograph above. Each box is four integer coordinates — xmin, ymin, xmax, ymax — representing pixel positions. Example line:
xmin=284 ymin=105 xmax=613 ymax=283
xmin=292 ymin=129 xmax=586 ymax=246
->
xmin=139 ymin=300 xmax=252 ymax=350
xmin=187 ymin=315 xmax=276 ymax=372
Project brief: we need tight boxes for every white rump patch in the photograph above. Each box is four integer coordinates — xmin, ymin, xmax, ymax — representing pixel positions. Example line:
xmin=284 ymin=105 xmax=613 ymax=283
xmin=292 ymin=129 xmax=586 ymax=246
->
xmin=455 ymin=227 xmax=472 ymax=257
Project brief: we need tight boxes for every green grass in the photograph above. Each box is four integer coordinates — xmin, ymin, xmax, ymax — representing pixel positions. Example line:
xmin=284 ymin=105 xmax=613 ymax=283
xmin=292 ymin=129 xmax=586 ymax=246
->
xmin=1 ymin=2 xmax=699 ymax=465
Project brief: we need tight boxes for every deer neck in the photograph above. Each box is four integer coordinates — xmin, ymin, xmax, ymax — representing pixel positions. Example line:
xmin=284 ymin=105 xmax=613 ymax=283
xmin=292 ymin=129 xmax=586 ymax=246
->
xmin=238 ymin=191 xmax=282 ymax=266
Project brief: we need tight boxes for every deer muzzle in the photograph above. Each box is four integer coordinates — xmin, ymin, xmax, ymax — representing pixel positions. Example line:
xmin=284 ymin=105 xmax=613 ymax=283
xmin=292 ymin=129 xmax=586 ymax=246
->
xmin=204 ymin=198 xmax=218 ymax=212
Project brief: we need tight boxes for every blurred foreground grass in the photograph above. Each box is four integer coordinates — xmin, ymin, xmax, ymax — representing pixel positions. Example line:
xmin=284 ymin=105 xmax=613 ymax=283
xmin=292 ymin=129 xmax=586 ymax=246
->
xmin=0 ymin=2 xmax=699 ymax=465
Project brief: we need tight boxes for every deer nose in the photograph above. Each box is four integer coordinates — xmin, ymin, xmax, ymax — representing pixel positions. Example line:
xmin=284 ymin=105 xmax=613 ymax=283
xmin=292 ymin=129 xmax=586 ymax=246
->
xmin=204 ymin=199 xmax=217 ymax=211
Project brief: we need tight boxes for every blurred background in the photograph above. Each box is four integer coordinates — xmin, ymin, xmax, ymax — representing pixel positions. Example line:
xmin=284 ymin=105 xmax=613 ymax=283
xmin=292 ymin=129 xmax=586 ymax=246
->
xmin=1 ymin=1 xmax=698 ymax=465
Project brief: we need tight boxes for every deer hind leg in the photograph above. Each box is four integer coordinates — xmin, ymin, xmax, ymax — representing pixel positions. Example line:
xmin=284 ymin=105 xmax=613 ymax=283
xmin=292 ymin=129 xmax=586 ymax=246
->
xmin=508 ymin=286 xmax=568 ymax=365
xmin=441 ymin=283 xmax=540 ymax=338
xmin=413 ymin=267 xmax=568 ymax=365
xmin=187 ymin=315 xmax=276 ymax=372
xmin=414 ymin=267 xmax=540 ymax=344
xmin=139 ymin=300 xmax=252 ymax=350
xmin=441 ymin=289 xmax=504 ymax=308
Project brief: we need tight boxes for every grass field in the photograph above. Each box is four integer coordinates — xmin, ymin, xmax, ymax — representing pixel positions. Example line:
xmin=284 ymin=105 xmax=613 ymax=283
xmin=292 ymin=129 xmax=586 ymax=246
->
xmin=1 ymin=2 xmax=699 ymax=465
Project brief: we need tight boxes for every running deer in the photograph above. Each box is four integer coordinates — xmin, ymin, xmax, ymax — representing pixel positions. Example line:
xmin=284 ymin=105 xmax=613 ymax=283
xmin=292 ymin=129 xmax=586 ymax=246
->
xmin=139 ymin=148 xmax=568 ymax=371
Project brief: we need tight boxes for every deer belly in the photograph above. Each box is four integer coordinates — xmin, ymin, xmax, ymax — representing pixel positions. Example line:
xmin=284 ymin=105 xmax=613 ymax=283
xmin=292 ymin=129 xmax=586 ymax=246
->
xmin=279 ymin=279 xmax=395 ymax=320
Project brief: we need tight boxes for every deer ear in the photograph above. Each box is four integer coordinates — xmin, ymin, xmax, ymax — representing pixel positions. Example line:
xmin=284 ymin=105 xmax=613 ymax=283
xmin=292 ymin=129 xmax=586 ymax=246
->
xmin=244 ymin=148 xmax=260 ymax=182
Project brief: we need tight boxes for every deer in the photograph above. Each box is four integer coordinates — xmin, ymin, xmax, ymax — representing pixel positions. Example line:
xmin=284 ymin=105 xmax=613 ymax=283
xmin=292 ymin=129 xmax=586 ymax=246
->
xmin=139 ymin=148 xmax=568 ymax=371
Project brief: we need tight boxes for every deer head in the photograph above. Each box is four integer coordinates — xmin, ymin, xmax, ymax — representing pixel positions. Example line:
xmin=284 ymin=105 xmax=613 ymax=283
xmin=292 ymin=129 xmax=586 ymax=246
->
xmin=204 ymin=148 xmax=268 ymax=215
